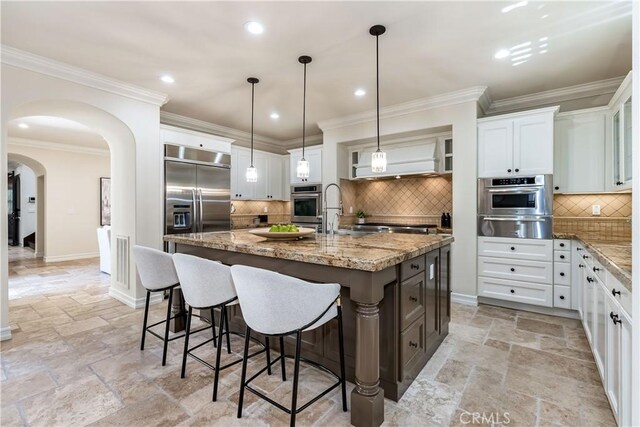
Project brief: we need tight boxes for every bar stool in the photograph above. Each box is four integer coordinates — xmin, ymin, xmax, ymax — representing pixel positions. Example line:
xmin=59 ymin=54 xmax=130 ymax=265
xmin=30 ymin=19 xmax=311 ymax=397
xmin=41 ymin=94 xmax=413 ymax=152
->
xmin=133 ymin=245 xmax=194 ymax=366
xmin=173 ymin=253 xmax=273 ymax=401
xmin=231 ymin=265 xmax=347 ymax=427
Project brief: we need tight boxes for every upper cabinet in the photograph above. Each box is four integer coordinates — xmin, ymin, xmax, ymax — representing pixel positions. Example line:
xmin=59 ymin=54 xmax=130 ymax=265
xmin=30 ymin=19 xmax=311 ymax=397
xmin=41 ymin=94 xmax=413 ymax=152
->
xmin=554 ymin=109 xmax=606 ymax=194
xmin=160 ymin=125 xmax=234 ymax=154
xmin=289 ymin=146 xmax=322 ymax=184
xmin=231 ymin=146 xmax=286 ymax=200
xmin=609 ymin=74 xmax=632 ymax=191
xmin=478 ymin=106 xmax=557 ymax=178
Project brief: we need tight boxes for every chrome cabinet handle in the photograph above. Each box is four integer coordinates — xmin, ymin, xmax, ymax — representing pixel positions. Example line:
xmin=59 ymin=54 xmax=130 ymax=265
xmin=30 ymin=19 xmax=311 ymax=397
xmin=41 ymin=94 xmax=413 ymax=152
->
xmin=198 ymin=189 xmax=204 ymax=232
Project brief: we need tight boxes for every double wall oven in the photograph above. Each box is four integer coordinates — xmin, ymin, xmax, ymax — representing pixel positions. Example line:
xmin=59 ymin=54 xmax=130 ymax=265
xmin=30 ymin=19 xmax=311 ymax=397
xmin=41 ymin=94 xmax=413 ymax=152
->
xmin=290 ymin=184 xmax=322 ymax=231
xmin=478 ymin=175 xmax=553 ymax=239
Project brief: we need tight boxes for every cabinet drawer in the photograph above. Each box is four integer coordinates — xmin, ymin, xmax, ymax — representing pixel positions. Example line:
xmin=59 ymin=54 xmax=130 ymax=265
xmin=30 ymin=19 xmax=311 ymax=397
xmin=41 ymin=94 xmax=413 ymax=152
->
xmin=554 ymin=285 xmax=571 ymax=309
xmin=400 ymin=274 xmax=425 ymax=330
xmin=553 ymin=263 xmax=571 ymax=285
xmin=554 ymin=250 xmax=570 ymax=263
xmin=478 ymin=277 xmax=553 ymax=307
xmin=605 ymin=274 xmax=632 ymax=316
xmin=478 ymin=257 xmax=552 ymax=284
xmin=478 ymin=237 xmax=553 ymax=262
xmin=401 ymin=255 xmax=425 ymax=282
xmin=401 ymin=317 xmax=425 ymax=373
xmin=554 ymin=239 xmax=571 ymax=250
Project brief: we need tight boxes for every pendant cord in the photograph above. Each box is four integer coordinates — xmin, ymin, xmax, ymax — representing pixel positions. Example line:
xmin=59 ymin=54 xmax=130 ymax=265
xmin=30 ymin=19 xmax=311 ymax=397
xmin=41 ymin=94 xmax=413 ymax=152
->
xmin=250 ymin=81 xmax=255 ymax=166
xmin=376 ymin=33 xmax=380 ymax=151
xmin=302 ymin=62 xmax=307 ymax=159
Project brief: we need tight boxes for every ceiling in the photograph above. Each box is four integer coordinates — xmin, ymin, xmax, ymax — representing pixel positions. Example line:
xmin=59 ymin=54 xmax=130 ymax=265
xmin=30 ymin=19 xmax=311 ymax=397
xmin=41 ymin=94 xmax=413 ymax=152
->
xmin=1 ymin=1 xmax=632 ymax=143
xmin=7 ymin=116 xmax=109 ymax=150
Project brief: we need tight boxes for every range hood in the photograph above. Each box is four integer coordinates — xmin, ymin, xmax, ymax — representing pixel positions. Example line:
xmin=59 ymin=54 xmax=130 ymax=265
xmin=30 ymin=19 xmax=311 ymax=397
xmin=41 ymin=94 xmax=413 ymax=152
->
xmin=353 ymin=138 xmax=443 ymax=180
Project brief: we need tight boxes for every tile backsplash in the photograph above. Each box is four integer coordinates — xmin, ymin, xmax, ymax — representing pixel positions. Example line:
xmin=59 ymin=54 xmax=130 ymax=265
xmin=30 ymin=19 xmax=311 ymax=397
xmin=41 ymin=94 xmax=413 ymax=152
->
xmin=231 ymin=200 xmax=290 ymax=228
xmin=553 ymin=193 xmax=632 ymax=241
xmin=340 ymin=176 xmax=452 ymax=225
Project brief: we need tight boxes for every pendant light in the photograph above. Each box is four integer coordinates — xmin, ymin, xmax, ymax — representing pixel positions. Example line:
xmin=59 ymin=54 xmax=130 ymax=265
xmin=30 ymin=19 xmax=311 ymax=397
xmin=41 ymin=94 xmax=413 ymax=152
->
xmin=296 ymin=55 xmax=312 ymax=179
xmin=246 ymin=77 xmax=259 ymax=182
xmin=370 ymin=25 xmax=387 ymax=173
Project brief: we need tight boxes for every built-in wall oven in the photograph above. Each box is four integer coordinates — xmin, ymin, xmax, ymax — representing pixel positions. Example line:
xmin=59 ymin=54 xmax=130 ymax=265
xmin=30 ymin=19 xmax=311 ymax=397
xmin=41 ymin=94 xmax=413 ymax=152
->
xmin=478 ymin=174 xmax=553 ymax=239
xmin=291 ymin=184 xmax=322 ymax=227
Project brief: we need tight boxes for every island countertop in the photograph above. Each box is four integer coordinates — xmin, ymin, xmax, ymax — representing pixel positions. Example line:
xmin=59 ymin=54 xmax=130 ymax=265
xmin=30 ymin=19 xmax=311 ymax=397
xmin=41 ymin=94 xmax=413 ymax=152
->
xmin=164 ymin=230 xmax=454 ymax=272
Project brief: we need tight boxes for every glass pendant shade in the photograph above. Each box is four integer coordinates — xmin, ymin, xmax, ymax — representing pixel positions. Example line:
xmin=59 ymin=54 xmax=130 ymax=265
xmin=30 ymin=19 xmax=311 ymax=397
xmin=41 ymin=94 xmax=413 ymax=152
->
xmin=246 ymin=165 xmax=257 ymax=182
xmin=371 ymin=149 xmax=387 ymax=173
xmin=296 ymin=158 xmax=310 ymax=178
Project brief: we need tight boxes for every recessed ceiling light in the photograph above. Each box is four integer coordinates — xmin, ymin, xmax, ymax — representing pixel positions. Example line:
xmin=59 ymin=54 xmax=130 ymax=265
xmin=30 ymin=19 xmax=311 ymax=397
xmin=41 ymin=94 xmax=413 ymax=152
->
xmin=539 ymin=36 xmax=548 ymax=42
xmin=160 ymin=75 xmax=175 ymax=84
xmin=541 ymin=14 xmax=549 ymax=19
xmin=18 ymin=123 xmax=29 ymax=129
xmin=539 ymin=50 xmax=548 ymax=54
xmin=244 ymin=21 xmax=264 ymax=35
xmin=354 ymin=88 xmax=366 ymax=97
xmin=270 ymin=112 xmax=280 ymax=120
xmin=501 ymin=1 xmax=528 ymax=13
xmin=539 ymin=43 xmax=548 ymax=48
xmin=494 ymin=49 xmax=510 ymax=59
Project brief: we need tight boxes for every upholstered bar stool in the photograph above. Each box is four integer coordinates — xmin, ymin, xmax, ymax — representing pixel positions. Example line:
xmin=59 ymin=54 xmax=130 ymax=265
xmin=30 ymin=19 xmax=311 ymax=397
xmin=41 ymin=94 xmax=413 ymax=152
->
xmin=133 ymin=245 xmax=195 ymax=366
xmin=231 ymin=265 xmax=347 ymax=427
xmin=173 ymin=253 xmax=272 ymax=401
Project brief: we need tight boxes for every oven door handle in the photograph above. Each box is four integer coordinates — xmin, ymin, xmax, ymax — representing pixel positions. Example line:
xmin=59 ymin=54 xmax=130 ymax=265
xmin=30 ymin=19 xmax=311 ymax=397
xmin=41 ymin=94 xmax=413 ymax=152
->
xmin=482 ymin=217 xmax=547 ymax=222
xmin=487 ymin=188 xmax=541 ymax=194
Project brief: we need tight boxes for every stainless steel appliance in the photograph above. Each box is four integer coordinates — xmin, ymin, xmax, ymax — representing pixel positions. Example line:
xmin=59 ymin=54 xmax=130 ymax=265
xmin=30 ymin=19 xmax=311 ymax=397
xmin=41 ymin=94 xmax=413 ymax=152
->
xmin=165 ymin=144 xmax=231 ymax=235
xmin=478 ymin=174 xmax=553 ymax=239
xmin=291 ymin=184 xmax=322 ymax=225
xmin=351 ymin=223 xmax=438 ymax=235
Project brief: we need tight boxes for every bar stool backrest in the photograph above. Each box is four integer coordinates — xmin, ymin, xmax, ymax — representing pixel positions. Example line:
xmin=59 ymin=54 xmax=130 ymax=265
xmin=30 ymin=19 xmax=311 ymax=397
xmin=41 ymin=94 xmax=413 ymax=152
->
xmin=172 ymin=253 xmax=237 ymax=309
xmin=133 ymin=245 xmax=179 ymax=291
xmin=230 ymin=265 xmax=340 ymax=335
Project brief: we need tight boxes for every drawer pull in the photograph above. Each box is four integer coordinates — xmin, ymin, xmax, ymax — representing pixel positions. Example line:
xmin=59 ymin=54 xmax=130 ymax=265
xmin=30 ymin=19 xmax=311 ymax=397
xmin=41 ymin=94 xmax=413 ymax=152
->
xmin=612 ymin=288 xmax=621 ymax=296
xmin=409 ymin=296 xmax=418 ymax=302
xmin=578 ymin=264 xmax=585 ymax=268
xmin=582 ymin=254 xmax=589 ymax=260
xmin=559 ymin=295 xmax=565 ymax=300
xmin=586 ymin=276 xmax=594 ymax=283
xmin=510 ymin=267 xmax=515 ymax=272
xmin=409 ymin=341 xmax=418 ymax=348
xmin=559 ymin=255 xmax=565 ymax=260
xmin=560 ymin=272 xmax=565 ymax=277
xmin=410 ymin=263 xmax=420 ymax=270
xmin=510 ymin=289 xmax=515 ymax=294
xmin=510 ymin=246 xmax=516 ymax=251
xmin=593 ymin=266 xmax=601 ymax=272
xmin=610 ymin=312 xmax=622 ymax=325
xmin=576 ymin=247 xmax=583 ymax=251
xmin=559 ymin=243 xmax=565 ymax=248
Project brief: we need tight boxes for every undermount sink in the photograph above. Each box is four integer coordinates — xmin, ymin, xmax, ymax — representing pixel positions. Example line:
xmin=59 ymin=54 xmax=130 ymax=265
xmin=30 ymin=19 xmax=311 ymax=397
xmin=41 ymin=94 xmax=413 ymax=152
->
xmin=332 ymin=229 xmax=373 ymax=237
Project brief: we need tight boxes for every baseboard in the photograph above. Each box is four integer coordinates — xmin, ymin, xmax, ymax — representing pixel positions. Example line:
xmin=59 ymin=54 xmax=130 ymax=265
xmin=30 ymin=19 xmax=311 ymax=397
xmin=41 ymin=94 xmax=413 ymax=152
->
xmin=477 ymin=296 xmax=580 ymax=319
xmin=44 ymin=252 xmax=100 ymax=262
xmin=108 ymin=286 xmax=163 ymax=309
xmin=0 ymin=326 xmax=12 ymax=341
xmin=451 ymin=292 xmax=478 ymax=306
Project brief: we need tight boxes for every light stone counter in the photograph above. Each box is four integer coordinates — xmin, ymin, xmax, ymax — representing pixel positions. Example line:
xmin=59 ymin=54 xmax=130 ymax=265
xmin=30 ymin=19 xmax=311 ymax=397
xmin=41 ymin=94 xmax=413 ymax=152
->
xmin=164 ymin=230 xmax=454 ymax=272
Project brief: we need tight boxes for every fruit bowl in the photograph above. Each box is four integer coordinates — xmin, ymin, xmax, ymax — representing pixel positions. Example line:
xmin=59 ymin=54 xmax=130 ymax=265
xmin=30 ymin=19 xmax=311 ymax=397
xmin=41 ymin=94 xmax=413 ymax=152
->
xmin=248 ymin=227 xmax=316 ymax=240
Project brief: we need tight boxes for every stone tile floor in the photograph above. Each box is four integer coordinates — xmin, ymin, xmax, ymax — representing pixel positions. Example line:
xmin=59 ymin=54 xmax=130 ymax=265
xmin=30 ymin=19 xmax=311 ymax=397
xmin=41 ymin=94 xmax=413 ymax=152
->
xmin=1 ymin=256 xmax=616 ymax=426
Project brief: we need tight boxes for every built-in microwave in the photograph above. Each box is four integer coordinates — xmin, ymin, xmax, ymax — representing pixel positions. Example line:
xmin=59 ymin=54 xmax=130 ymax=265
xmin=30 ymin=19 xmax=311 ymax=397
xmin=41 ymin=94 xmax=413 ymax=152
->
xmin=478 ymin=175 xmax=553 ymax=217
xmin=291 ymin=185 xmax=322 ymax=224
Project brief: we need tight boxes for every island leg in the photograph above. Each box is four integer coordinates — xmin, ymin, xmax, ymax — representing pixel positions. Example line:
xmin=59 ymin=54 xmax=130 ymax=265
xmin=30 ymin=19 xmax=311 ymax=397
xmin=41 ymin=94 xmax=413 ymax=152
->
xmin=351 ymin=301 xmax=384 ymax=427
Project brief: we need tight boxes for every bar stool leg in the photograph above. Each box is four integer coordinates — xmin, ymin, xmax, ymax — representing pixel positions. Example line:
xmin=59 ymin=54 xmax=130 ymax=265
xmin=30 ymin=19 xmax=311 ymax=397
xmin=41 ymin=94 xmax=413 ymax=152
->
xmin=237 ymin=325 xmax=252 ymax=419
xmin=224 ymin=306 xmax=231 ymax=354
xmin=290 ymin=331 xmax=302 ymax=427
xmin=181 ymin=306 xmax=193 ymax=378
xmin=212 ymin=304 xmax=226 ymax=401
xmin=162 ymin=289 xmax=174 ymax=366
xmin=209 ymin=307 xmax=217 ymax=349
xmin=279 ymin=336 xmax=287 ymax=381
xmin=140 ymin=291 xmax=151 ymax=350
xmin=337 ymin=306 xmax=348 ymax=411
xmin=265 ymin=337 xmax=272 ymax=375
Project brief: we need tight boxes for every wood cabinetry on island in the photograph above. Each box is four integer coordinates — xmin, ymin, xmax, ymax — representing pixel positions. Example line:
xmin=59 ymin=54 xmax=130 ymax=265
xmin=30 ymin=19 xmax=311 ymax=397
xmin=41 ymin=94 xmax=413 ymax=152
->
xmin=164 ymin=230 xmax=453 ymax=427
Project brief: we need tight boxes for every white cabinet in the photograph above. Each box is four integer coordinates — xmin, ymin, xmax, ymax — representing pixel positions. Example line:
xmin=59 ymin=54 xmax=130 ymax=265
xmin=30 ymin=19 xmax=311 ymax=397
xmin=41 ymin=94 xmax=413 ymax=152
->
xmin=553 ymin=239 xmax=572 ymax=309
xmin=289 ymin=146 xmax=322 ymax=184
xmin=609 ymin=73 xmax=632 ymax=191
xmin=477 ymin=107 xmax=557 ymax=178
xmin=231 ymin=147 xmax=286 ymax=200
xmin=160 ymin=125 xmax=234 ymax=154
xmin=554 ymin=109 xmax=606 ymax=193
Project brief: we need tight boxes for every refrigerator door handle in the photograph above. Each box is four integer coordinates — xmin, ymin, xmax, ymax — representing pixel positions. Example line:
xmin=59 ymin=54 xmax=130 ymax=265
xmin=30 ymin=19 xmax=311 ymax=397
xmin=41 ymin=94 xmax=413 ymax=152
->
xmin=191 ymin=188 xmax=198 ymax=232
xmin=197 ymin=188 xmax=204 ymax=233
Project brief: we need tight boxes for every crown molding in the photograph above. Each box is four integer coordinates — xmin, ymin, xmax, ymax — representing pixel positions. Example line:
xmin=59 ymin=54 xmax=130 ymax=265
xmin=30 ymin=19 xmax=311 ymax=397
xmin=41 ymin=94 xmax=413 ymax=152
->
xmin=478 ymin=105 xmax=559 ymax=123
xmin=280 ymin=133 xmax=323 ymax=150
xmin=607 ymin=71 xmax=632 ymax=108
xmin=1 ymin=45 xmax=169 ymax=106
xmin=477 ymin=89 xmax=493 ymax=115
xmin=317 ymin=86 xmax=488 ymax=132
xmin=486 ymin=76 xmax=625 ymax=115
xmin=555 ymin=105 xmax=609 ymax=118
xmin=8 ymin=137 xmax=110 ymax=157
xmin=159 ymin=111 xmax=289 ymax=154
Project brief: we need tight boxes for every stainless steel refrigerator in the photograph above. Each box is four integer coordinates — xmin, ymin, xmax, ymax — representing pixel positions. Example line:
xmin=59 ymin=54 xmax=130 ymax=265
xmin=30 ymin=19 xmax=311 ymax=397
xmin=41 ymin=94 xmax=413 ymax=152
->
xmin=164 ymin=144 xmax=231 ymax=235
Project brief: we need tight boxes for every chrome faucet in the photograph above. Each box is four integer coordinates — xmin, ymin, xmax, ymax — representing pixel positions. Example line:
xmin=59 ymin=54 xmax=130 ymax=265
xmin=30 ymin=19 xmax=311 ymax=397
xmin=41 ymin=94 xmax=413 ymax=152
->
xmin=323 ymin=183 xmax=344 ymax=235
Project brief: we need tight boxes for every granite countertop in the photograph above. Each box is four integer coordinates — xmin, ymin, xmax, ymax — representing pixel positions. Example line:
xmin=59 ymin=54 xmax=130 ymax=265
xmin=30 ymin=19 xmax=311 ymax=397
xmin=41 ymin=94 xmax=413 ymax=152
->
xmin=553 ymin=233 xmax=631 ymax=292
xmin=164 ymin=230 xmax=454 ymax=272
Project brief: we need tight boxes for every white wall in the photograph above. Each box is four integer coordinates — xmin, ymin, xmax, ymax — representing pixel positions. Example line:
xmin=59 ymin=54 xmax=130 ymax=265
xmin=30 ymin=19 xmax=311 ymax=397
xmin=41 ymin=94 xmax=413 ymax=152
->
xmin=13 ymin=164 xmax=37 ymax=246
xmin=8 ymin=141 xmax=110 ymax=261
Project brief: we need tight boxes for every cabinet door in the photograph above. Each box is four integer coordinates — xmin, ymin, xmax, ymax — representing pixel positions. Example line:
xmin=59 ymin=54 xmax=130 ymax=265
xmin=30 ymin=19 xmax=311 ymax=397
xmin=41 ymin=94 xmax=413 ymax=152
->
xmin=605 ymin=294 xmax=621 ymax=422
xmin=267 ymin=155 xmax=283 ymax=200
xmin=307 ymin=149 xmax=323 ymax=184
xmin=618 ymin=310 xmax=632 ymax=427
xmin=478 ymin=120 xmax=513 ymax=177
xmin=513 ymin=114 xmax=554 ymax=175
xmin=584 ymin=271 xmax=594 ymax=344
xmin=438 ymin=246 xmax=451 ymax=335
xmin=622 ymin=97 xmax=632 ymax=186
xmin=232 ymin=149 xmax=254 ymax=199
xmin=554 ymin=114 xmax=605 ymax=193
xmin=572 ymin=243 xmax=585 ymax=314
xmin=251 ymin=153 xmax=269 ymax=199
xmin=593 ymin=280 xmax=606 ymax=375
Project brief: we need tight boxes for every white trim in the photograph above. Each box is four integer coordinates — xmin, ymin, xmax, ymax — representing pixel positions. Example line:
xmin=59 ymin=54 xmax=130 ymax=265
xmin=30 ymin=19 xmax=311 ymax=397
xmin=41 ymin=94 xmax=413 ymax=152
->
xmin=556 ymin=106 xmax=610 ymax=118
xmin=281 ymin=134 xmax=323 ymax=149
xmin=487 ymin=76 xmax=626 ymax=115
xmin=477 ymin=89 xmax=493 ymax=115
xmin=44 ymin=252 xmax=100 ymax=263
xmin=607 ymin=71 xmax=633 ymax=108
xmin=0 ymin=326 xmax=12 ymax=341
xmin=160 ymin=124 xmax=235 ymax=145
xmin=477 ymin=105 xmax=559 ymax=123
xmin=108 ymin=286 xmax=162 ymax=309
xmin=317 ymin=86 xmax=488 ymax=132
xmin=478 ymin=297 xmax=580 ymax=319
xmin=8 ymin=137 xmax=110 ymax=156
xmin=1 ymin=45 xmax=169 ymax=106
xmin=160 ymin=111 xmax=288 ymax=154
xmin=451 ymin=292 xmax=478 ymax=306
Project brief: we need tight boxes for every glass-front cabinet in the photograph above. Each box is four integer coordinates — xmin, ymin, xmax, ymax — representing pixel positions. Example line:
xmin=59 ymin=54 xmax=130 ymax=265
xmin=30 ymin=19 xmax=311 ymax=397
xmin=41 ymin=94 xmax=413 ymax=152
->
xmin=610 ymin=79 xmax=632 ymax=191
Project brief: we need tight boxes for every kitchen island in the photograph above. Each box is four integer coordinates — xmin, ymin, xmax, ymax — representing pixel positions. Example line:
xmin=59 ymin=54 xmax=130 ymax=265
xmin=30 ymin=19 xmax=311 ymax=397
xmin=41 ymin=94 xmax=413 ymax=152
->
xmin=164 ymin=230 xmax=454 ymax=427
